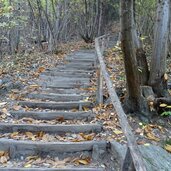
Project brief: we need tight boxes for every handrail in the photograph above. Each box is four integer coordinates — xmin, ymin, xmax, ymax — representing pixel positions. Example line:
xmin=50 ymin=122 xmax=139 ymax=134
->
xmin=95 ymin=35 xmax=147 ymax=171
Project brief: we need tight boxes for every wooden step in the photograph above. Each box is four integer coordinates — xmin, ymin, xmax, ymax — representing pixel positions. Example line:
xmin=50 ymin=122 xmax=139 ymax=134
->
xmin=0 ymin=123 xmax=102 ymax=134
xmin=19 ymin=101 xmax=92 ymax=110
xmin=47 ymin=69 xmax=94 ymax=73
xmin=43 ymin=82 xmax=90 ymax=89
xmin=39 ymin=79 xmax=90 ymax=84
xmin=0 ymin=139 xmax=106 ymax=158
xmin=0 ymin=168 xmax=104 ymax=171
xmin=26 ymin=93 xmax=88 ymax=102
xmin=41 ymin=88 xmax=89 ymax=94
xmin=10 ymin=110 xmax=94 ymax=120
xmin=39 ymin=76 xmax=90 ymax=82
xmin=41 ymin=71 xmax=92 ymax=78
xmin=56 ymin=66 xmax=95 ymax=70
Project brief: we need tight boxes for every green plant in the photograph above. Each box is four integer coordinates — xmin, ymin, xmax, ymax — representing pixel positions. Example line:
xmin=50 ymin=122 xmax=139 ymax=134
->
xmin=161 ymin=111 xmax=171 ymax=117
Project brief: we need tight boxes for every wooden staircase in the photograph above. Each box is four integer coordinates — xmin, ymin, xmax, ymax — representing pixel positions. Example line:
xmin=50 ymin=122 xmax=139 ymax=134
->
xmin=0 ymin=50 xmax=107 ymax=170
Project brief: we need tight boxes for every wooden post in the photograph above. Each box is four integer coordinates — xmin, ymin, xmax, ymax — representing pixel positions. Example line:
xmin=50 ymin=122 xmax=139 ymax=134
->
xmin=122 ymin=147 xmax=135 ymax=171
xmin=96 ymin=65 xmax=103 ymax=104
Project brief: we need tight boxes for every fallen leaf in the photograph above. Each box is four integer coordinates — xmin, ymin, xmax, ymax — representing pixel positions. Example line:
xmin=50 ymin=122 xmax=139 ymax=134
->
xmin=146 ymin=133 xmax=160 ymax=142
xmin=113 ymin=129 xmax=123 ymax=135
xmin=164 ymin=73 xmax=168 ymax=81
xmin=25 ymin=132 xmax=36 ymax=141
xmin=13 ymin=105 xmax=21 ymax=111
xmin=0 ymin=102 xmax=7 ymax=106
xmin=56 ymin=116 xmax=65 ymax=122
xmin=164 ymin=144 xmax=171 ymax=153
xmin=10 ymin=132 xmax=19 ymax=138
xmin=24 ymin=163 xmax=32 ymax=168
xmin=0 ymin=151 xmax=5 ymax=157
xmin=38 ymin=66 xmax=45 ymax=73
xmin=0 ymin=156 xmax=8 ymax=163
xmin=159 ymin=103 xmax=167 ymax=107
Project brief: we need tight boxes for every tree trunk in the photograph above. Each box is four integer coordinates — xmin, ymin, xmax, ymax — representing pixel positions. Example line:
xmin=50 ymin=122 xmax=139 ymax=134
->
xmin=120 ymin=0 xmax=142 ymax=112
xmin=148 ymin=0 xmax=170 ymax=97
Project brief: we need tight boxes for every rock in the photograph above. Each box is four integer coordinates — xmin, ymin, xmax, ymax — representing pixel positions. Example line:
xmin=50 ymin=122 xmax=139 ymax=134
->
xmin=110 ymin=141 xmax=171 ymax=171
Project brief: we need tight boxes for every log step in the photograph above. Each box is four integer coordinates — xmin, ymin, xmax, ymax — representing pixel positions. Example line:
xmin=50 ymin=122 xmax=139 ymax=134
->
xmin=41 ymin=72 xmax=92 ymax=78
xmin=0 ymin=168 xmax=104 ymax=171
xmin=47 ymin=69 xmax=94 ymax=73
xmin=39 ymin=79 xmax=90 ymax=85
xmin=39 ymin=76 xmax=90 ymax=82
xmin=40 ymin=88 xmax=89 ymax=94
xmin=19 ymin=101 xmax=92 ymax=110
xmin=0 ymin=123 xmax=102 ymax=134
xmin=10 ymin=111 xmax=94 ymax=120
xmin=56 ymin=66 xmax=95 ymax=70
xmin=0 ymin=139 xmax=106 ymax=158
xmin=43 ymin=82 xmax=90 ymax=89
xmin=26 ymin=93 xmax=88 ymax=102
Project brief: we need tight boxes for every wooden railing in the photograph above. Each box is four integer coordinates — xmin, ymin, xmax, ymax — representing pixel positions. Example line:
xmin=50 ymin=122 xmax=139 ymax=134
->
xmin=95 ymin=35 xmax=147 ymax=171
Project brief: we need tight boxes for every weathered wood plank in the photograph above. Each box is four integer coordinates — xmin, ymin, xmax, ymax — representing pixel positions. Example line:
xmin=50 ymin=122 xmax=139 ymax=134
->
xmin=10 ymin=110 xmax=94 ymax=120
xmin=19 ymin=101 xmax=93 ymax=110
xmin=46 ymin=69 xmax=94 ymax=73
xmin=41 ymin=72 xmax=92 ymax=78
xmin=0 ymin=139 xmax=106 ymax=157
xmin=26 ymin=93 xmax=88 ymax=102
xmin=39 ymin=76 xmax=90 ymax=82
xmin=44 ymin=82 xmax=90 ymax=89
xmin=41 ymin=88 xmax=88 ymax=94
xmin=0 ymin=168 xmax=104 ymax=171
xmin=0 ymin=123 xmax=102 ymax=134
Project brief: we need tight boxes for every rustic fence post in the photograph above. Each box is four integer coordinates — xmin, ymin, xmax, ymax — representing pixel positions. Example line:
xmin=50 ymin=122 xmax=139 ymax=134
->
xmin=122 ymin=147 xmax=135 ymax=171
xmin=96 ymin=65 xmax=103 ymax=104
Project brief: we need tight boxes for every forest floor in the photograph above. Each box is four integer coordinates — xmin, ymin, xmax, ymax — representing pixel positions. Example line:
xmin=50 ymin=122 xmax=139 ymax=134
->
xmin=0 ymin=40 xmax=171 ymax=169
xmin=104 ymin=45 xmax=171 ymax=152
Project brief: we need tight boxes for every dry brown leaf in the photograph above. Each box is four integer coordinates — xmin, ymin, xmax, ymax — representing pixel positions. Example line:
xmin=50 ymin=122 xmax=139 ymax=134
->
xmin=10 ymin=132 xmax=19 ymax=138
xmin=75 ymin=158 xmax=90 ymax=165
xmin=38 ymin=66 xmax=45 ymax=73
xmin=79 ymin=133 xmax=95 ymax=141
xmin=0 ymin=156 xmax=8 ymax=164
xmin=0 ymin=151 xmax=5 ymax=157
xmin=146 ymin=133 xmax=160 ymax=142
xmin=36 ymin=131 xmax=45 ymax=138
xmin=13 ymin=105 xmax=21 ymax=111
xmin=25 ymin=132 xmax=36 ymax=141
xmin=56 ymin=116 xmax=65 ymax=122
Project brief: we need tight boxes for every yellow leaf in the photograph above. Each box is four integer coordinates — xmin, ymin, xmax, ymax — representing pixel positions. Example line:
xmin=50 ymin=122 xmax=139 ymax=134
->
xmin=166 ymin=106 xmax=171 ymax=109
xmin=24 ymin=163 xmax=32 ymax=168
xmin=29 ymin=84 xmax=39 ymax=88
xmin=114 ymin=129 xmax=123 ymax=135
xmin=164 ymin=73 xmax=168 ymax=81
xmin=25 ymin=132 xmax=36 ymax=141
xmin=146 ymin=133 xmax=160 ymax=142
xmin=77 ymin=159 xmax=89 ymax=165
xmin=159 ymin=103 xmax=167 ymax=107
xmin=164 ymin=144 xmax=171 ymax=153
